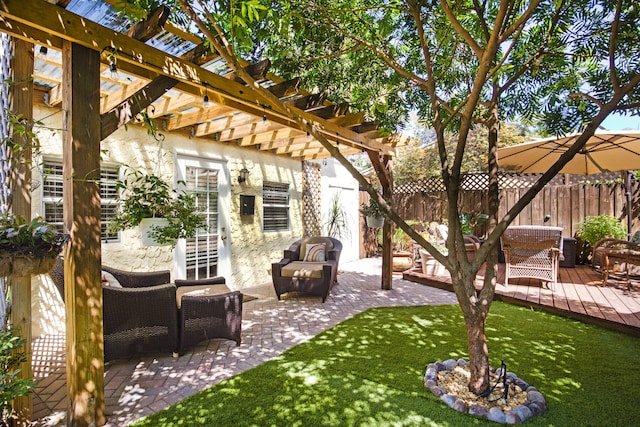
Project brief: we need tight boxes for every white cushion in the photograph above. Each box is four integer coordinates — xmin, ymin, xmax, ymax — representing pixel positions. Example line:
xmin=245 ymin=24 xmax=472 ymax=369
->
xmin=101 ymin=270 xmax=122 ymax=288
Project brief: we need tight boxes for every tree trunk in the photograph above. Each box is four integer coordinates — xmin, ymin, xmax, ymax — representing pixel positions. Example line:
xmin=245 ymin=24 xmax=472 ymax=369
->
xmin=465 ymin=308 xmax=490 ymax=395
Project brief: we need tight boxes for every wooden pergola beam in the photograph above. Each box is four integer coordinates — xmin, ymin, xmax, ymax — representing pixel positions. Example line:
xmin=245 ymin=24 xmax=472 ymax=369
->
xmin=124 ymin=5 xmax=170 ymax=42
xmin=311 ymin=102 xmax=350 ymax=120
xmin=225 ymin=58 xmax=271 ymax=83
xmin=267 ymin=77 xmax=301 ymax=98
xmin=286 ymin=92 xmax=328 ymax=110
xmin=100 ymin=75 xmax=178 ymax=139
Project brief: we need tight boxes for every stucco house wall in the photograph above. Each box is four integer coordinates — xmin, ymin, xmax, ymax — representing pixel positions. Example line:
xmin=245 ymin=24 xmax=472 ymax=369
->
xmin=30 ymin=103 xmax=304 ymax=337
xmin=314 ymin=158 xmax=360 ymax=263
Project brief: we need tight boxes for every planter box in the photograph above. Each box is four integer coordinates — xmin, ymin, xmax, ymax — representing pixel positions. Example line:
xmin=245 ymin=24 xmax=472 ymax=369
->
xmin=365 ymin=215 xmax=384 ymax=228
xmin=392 ymin=251 xmax=413 ymax=272
xmin=420 ymin=250 xmax=449 ymax=277
xmin=139 ymin=218 xmax=172 ymax=246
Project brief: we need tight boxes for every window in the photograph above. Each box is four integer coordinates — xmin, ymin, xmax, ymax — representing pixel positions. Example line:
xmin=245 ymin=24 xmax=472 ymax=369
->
xmin=41 ymin=159 xmax=120 ymax=242
xmin=263 ymin=181 xmax=289 ymax=232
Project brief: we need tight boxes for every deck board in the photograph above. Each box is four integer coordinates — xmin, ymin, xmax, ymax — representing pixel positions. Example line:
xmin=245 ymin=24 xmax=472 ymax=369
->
xmin=403 ymin=264 xmax=640 ymax=336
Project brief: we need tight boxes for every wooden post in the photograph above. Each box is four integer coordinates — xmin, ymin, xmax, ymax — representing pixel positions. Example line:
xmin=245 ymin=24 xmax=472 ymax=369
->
xmin=9 ymin=37 xmax=33 ymax=426
xmin=381 ymin=155 xmax=393 ymax=290
xmin=61 ymin=41 xmax=105 ymax=427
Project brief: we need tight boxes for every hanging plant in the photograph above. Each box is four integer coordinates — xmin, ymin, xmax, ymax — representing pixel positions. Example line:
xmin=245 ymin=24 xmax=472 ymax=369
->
xmin=108 ymin=170 xmax=206 ymax=246
xmin=0 ymin=214 xmax=68 ymax=277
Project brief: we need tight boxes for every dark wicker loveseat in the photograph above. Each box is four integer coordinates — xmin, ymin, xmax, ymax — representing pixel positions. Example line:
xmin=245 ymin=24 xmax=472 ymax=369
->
xmin=50 ymin=258 xmax=178 ymax=361
xmin=50 ymin=258 xmax=243 ymax=360
xmin=271 ymin=236 xmax=342 ymax=303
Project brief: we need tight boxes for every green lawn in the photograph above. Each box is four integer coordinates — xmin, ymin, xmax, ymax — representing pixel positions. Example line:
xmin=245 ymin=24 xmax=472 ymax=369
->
xmin=133 ymin=302 xmax=640 ymax=426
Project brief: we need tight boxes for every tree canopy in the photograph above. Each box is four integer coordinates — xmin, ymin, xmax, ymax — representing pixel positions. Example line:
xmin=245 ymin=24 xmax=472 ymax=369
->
xmin=129 ymin=0 xmax=640 ymax=396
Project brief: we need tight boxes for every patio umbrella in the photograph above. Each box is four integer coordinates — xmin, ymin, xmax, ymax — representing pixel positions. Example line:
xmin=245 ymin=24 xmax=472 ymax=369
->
xmin=496 ymin=130 xmax=640 ymax=175
xmin=497 ymin=130 xmax=640 ymax=237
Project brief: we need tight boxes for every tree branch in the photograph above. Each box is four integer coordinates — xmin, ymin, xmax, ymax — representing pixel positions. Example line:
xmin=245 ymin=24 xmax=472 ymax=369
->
xmin=609 ymin=0 xmax=623 ymax=91
xmin=439 ymin=0 xmax=484 ymax=58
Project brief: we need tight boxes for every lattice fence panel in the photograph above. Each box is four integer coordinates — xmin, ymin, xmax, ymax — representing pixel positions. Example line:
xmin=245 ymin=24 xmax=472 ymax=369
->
xmin=0 ymin=34 xmax=11 ymax=213
xmin=394 ymin=173 xmax=567 ymax=194
xmin=392 ymin=172 xmax=639 ymax=238
xmin=302 ymin=161 xmax=322 ymax=237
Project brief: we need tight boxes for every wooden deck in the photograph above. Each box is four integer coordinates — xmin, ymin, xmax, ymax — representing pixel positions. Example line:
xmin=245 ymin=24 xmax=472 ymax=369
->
xmin=403 ymin=264 xmax=640 ymax=336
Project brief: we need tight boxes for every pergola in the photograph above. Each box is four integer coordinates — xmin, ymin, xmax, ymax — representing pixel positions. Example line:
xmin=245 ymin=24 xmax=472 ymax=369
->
xmin=0 ymin=0 xmax=400 ymax=425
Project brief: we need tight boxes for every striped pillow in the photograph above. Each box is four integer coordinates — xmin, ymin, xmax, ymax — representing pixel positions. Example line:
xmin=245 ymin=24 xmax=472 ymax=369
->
xmin=303 ymin=243 xmax=326 ymax=262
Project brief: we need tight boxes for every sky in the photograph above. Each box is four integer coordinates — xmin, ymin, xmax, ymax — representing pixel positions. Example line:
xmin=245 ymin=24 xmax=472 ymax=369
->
xmin=600 ymin=113 xmax=640 ymax=131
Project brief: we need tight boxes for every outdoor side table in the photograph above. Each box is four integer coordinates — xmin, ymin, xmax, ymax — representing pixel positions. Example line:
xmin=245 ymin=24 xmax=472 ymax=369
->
xmin=600 ymin=248 xmax=640 ymax=290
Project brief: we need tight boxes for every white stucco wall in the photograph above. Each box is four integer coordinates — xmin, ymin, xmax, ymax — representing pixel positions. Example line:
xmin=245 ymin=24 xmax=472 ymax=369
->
xmin=29 ymin=103 xmax=304 ymax=337
xmin=315 ymin=158 xmax=360 ymax=263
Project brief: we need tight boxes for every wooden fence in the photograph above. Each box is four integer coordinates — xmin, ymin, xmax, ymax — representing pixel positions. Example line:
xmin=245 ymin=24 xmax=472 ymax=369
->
xmin=359 ymin=173 xmax=640 ymax=252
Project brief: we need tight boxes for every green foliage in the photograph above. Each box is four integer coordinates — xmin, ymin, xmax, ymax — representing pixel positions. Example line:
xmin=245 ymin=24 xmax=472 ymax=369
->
xmin=324 ymin=193 xmax=350 ymax=240
xmin=109 ymin=171 xmax=206 ymax=246
xmin=132 ymin=303 xmax=640 ymax=427
xmin=359 ymin=198 xmax=385 ymax=218
xmin=0 ymin=328 xmax=35 ymax=424
xmin=575 ymin=215 xmax=627 ymax=247
xmin=459 ymin=212 xmax=489 ymax=236
xmin=1 ymin=109 xmax=44 ymax=211
xmin=575 ymin=215 xmax=627 ymax=263
xmin=0 ymin=214 xmax=67 ymax=257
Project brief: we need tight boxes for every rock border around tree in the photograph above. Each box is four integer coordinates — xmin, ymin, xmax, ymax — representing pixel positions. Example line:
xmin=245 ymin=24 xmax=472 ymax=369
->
xmin=424 ymin=359 xmax=547 ymax=424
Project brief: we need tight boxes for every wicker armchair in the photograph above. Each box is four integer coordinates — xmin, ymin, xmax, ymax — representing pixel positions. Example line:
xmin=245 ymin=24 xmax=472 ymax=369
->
xmin=272 ymin=236 xmax=342 ymax=302
xmin=500 ymin=226 xmax=563 ymax=289
xmin=50 ymin=258 xmax=179 ymax=361
xmin=175 ymin=277 xmax=243 ymax=353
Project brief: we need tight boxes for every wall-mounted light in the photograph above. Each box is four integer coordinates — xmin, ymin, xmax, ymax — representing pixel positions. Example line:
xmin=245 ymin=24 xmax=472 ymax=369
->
xmin=238 ymin=168 xmax=250 ymax=184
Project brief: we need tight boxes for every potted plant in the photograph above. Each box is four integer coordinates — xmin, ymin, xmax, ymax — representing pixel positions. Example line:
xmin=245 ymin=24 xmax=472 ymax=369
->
xmin=575 ymin=215 xmax=627 ymax=264
xmin=391 ymin=226 xmax=414 ymax=272
xmin=420 ymin=242 xmax=448 ymax=276
xmin=0 ymin=214 xmax=68 ymax=277
xmin=109 ymin=171 xmax=206 ymax=246
xmin=460 ymin=212 xmax=489 ymax=236
xmin=359 ymin=198 xmax=385 ymax=228
xmin=418 ymin=222 xmax=449 ymax=276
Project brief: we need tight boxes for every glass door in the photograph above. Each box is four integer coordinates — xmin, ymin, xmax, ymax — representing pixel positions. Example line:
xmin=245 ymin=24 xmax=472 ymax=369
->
xmin=175 ymin=156 xmax=230 ymax=280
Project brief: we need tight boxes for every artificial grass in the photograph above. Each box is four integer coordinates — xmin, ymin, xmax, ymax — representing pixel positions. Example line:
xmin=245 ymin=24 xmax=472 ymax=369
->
xmin=132 ymin=302 xmax=640 ymax=426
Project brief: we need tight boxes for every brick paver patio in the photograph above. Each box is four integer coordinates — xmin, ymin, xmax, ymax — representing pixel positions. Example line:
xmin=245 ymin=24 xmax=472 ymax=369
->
xmin=31 ymin=258 xmax=457 ymax=426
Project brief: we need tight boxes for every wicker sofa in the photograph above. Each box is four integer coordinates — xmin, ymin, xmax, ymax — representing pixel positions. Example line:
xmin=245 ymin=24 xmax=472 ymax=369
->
xmin=50 ymin=258 xmax=242 ymax=360
xmin=272 ymin=236 xmax=342 ymax=302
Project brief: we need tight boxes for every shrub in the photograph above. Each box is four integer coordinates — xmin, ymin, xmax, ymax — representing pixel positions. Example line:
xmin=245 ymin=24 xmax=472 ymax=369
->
xmin=575 ymin=215 xmax=626 ymax=263
xmin=0 ymin=328 xmax=35 ymax=425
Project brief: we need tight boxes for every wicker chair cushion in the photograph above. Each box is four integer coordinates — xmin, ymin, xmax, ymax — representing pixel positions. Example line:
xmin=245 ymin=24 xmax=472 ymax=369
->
xmin=303 ymin=243 xmax=326 ymax=262
xmin=101 ymin=270 xmax=122 ymax=288
xmin=176 ymin=284 xmax=232 ymax=309
xmin=299 ymin=237 xmax=334 ymax=261
xmin=281 ymin=261 xmax=325 ymax=279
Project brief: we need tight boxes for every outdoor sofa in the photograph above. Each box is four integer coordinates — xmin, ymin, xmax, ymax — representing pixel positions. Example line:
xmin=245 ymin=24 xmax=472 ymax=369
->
xmin=272 ymin=236 xmax=342 ymax=302
xmin=49 ymin=258 xmax=242 ymax=361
